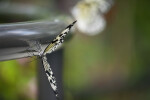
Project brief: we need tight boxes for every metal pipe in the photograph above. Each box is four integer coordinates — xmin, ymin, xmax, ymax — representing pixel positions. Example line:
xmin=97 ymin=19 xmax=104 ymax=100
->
xmin=0 ymin=2 xmax=66 ymax=61
xmin=0 ymin=20 xmax=66 ymax=61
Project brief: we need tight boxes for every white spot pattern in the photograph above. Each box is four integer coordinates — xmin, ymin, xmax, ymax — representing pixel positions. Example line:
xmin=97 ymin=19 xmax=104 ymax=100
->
xmin=40 ymin=21 xmax=77 ymax=99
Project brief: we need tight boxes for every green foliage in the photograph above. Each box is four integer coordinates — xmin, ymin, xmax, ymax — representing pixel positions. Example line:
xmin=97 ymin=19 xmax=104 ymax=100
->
xmin=0 ymin=59 xmax=37 ymax=100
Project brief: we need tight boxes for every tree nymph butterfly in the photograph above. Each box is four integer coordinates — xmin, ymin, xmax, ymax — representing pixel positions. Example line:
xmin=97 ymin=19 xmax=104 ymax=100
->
xmin=34 ymin=20 xmax=77 ymax=99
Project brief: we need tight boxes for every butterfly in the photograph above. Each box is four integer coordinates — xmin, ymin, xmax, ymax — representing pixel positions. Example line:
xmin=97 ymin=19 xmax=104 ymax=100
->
xmin=35 ymin=20 xmax=77 ymax=99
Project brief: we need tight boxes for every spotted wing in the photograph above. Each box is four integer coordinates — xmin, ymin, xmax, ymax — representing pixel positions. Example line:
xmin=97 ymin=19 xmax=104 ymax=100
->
xmin=41 ymin=20 xmax=77 ymax=99
xmin=41 ymin=55 xmax=58 ymax=98
xmin=43 ymin=20 xmax=77 ymax=55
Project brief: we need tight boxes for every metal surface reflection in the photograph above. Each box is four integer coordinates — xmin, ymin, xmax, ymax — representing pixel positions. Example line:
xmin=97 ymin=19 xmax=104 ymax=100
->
xmin=0 ymin=20 xmax=66 ymax=61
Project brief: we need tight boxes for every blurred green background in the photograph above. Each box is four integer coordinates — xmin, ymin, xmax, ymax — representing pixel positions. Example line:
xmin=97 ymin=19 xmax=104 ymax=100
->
xmin=0 ymin=0 xmax=150 ymax=100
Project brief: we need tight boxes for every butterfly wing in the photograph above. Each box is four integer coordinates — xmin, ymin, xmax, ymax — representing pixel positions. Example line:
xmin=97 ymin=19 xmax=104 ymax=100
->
xmin=41 ymin=55 xmax=59 ymax=98
xmin=43 ymin=20 xmax=77 ymax=55
xmin=41 ymin=20 xmax=77 ymax=99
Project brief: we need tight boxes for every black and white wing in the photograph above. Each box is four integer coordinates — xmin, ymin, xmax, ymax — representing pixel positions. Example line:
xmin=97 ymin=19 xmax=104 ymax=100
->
xmin=42 ymin=55 xmax=59 ymax=98
xmin=41 ymin=21 xmax=77 ymax=99
xmin=43 ymin=20 xmax=77 ymax=55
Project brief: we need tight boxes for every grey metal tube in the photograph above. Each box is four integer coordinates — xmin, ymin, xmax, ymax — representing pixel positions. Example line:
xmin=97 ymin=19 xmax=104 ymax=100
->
xmin=0 ymin=2 xmax=66 ymax=61
xmin=0 ymin=20 xmax=66 ymax=61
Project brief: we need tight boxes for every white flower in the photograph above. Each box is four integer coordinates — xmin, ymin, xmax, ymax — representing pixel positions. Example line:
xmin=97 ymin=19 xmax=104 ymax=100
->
xmin=71 ymin=0 xmax=113 ymax=36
